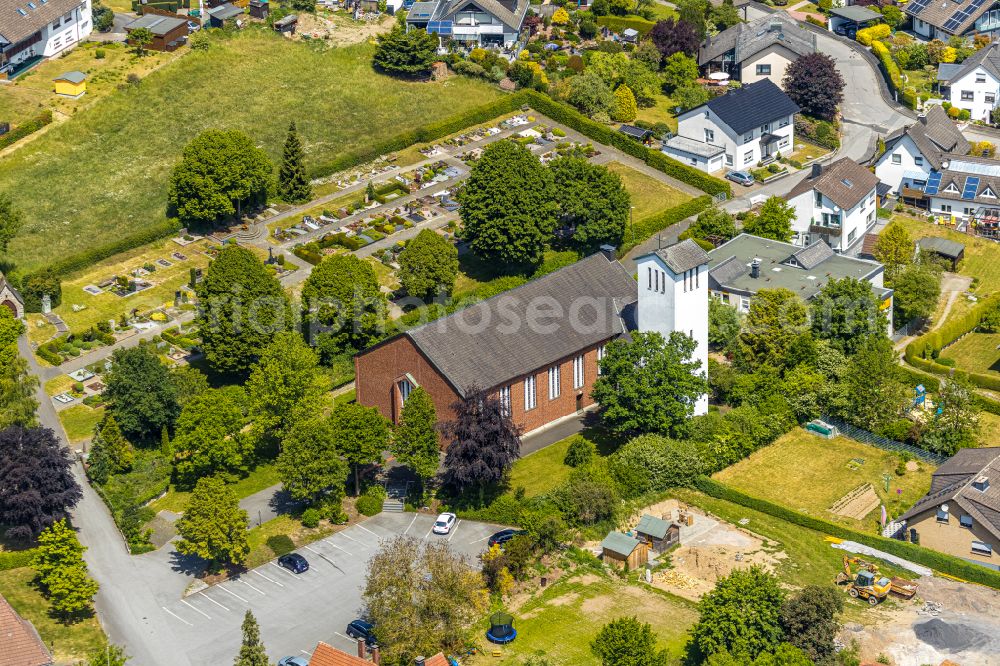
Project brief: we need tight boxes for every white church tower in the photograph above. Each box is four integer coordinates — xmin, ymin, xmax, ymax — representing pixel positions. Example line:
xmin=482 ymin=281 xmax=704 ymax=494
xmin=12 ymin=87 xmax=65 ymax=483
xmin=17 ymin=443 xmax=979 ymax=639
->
xmin=634 ymin=239 xmax=710 ymax=416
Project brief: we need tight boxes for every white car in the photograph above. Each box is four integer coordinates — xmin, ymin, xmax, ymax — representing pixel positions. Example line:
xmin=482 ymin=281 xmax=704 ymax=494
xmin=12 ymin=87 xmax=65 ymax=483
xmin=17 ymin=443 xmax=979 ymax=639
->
xmin=432 ymin=512 xmax=457 ymax=535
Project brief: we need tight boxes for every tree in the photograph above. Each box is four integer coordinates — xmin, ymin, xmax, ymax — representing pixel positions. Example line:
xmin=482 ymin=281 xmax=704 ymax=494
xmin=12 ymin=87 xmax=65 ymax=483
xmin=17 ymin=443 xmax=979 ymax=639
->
xmin=568 ymin=71 xmax=615 ymax=118
xmin=91 ymin=0 xmax=115 ymax=32
xmin=398 ymin=229 xmax=459 ymax=301
xmin=612 ymin=84 xmax=638 ymax=122
xmin=706 ymin=643 xmax=812 ymax=666
xmin=247 ymin=331 xmax=322 ymax=451
xmin=301 ymin=254 xmax=386 ymax=361
xmin=168 ymin=130 xmax=273 ymax=226
xmin=458 ymin=140 xmax=557 ymax=270
xmin=873 ymin=222 xmax=913 ymax=282
xmin=31 ymin=518 xmax=99 ymax=618
xmin=892 ymin=262 xmax=941 ymax=325
xmin=649 ymin=18 xmax=700 ymax=59
xmin=330 ymin=403 xmax=392 ymax=495
xmin=0 ymin=355 xmax=38 ymax=430
xmin=442 ymin=389 xmax=521 ymax=495
xmin=591 ymin=617 xmax=669 ymax=666
xmin=195 ymin=245 xmax=291 ymax=374
xmin=839 ymin=336 xmax=908 ymax=434
xmin=662 ymin=52 xmax=698 ymax=92
xmin=922 ymin=377 xmax=980 ymax=455
xmin=129 ymin=26 xmax=154 ymax=55
xmin=169 ymin=365 xmax=210 ymax=409
xmin=810 ymin=277 xmax=887 ymax=355
xmin=881 ymin=4 xmax=904 ymax=28
xmin=372 ymin=26 xmax=438 ymax=77
xmin=673 ymin=83 xmax=712 ymax=111
xmin=676 ymin=0 xmax=709 ymax=38
xmin=278 ymin=122 xmax=311 ymax=203
xmin=742 ymin=196 xmax=794 ymax=242
xmin=392 ymin=387 xmax=440 ymax=490
xmin=0 ymin=192 xmax=24 ymax=254
xmin=175 ymin=476 xmax=250 ymax=567
xmin=86 ymin=644 xmax=129 ymax=666
xmin=709 ymin=1 xmax=741 ymax=30
xmin=687 ymin=206 xmax=736 ymax=242
xmin=552 ymin=6 xmax=570 ymax=23
xmin=634 ymin=40 xmax=663 ymax=70
xmin=708 ymin=298 xmax=741 ymax=349
xmin=104 ymin=345 xmax=179 ymax=442
xmin=362 ymin=537 xmax=488 ymax=663
xmin=235 ymin=610 xmax=270 ymax=666
xmin=689 ymin=567 xmax=786 ymax=662
xmin=172 ymin=388 xmax=251 ymax=486
xmin=734 ymin=289 xmax=808 ymax=370
xmin=277 ymin=416 xmax=349 ymax=507
xmin=780 ymin=586 xmax=843 ymax=664
xmin=783 ymin=53 xmax=844 ymax=122
xmin=87 ymin=415 xmax=135 ymax=484
xmin=591 ymin=331 xmax=708 ymax=437
xmin=549 ymin=157 xmax=630 ymax=252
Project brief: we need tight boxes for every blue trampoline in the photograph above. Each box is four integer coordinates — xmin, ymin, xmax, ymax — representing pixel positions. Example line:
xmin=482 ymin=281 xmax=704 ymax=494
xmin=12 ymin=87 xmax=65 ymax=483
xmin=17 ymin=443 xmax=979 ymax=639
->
xmin=486 ymin=612 xmax=517 ymax=644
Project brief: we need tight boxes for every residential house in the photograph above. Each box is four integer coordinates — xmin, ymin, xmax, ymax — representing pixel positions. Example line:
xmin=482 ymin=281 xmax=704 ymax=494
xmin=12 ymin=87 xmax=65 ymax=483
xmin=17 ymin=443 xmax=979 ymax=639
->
xmin=0 ymin=593 xmax=53 ymax=666
xmin=707 ymin=233 xmax=893 ymax=329
xmin=906 ymin=0 xmax=1000 ymax=40
xmin=0 ymin=0 xmax=93 ymax=79
xmin=601 ymin=531 xmax=648 ymax=568
xmin=53 ymin=70 xmax=86 ymax=97
xmin=355 ymin=241 xmax=711 ymax=439
xmin=873 ymin=105 xmax=970 ymax=196
xmin=899 ymin=448 xmax=1000 ymax=569
xmin=785 ymin=158 xmax=880 ymax=252
xmin=308 ymin=640 xmax=447 ymax=665
xmin=0 ymin=272 xmax=25 ymax=320
xmin=405 ymin=0 xmax=528 ymax=48
xmin=698 ymin=14 xmax=815 ymax=86
xmin=912 ymin=154 xmax=1000 ymax=225
xmin=124 ymin=13 xmax=189 ymax=52
xmin=662 ymin=79 xmax=800 ymax=173
xmin=938 ymin=40 xmax=1000 ymax=122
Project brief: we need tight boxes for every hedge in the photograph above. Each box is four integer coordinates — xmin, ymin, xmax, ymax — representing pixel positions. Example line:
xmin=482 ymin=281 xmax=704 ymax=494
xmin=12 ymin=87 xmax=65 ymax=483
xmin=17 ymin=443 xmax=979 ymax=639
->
xmin=45 ymin=218 xmax=182 ymax=278
xmin=0 ymin=110 xmax=53 ymax=151
xmin=595 ymin=16 xmax=656 ymax=36
xmin=0 ymin=549 xmax=37 ymax=572
xmin=871 ymin=41 xmax=917 ymax=110
xmin=694 ymin=477 xmax=1000 ymax=589
xmin=618 ymin=195 xmax=713 ymax=256
xmin=857 ymin=24 xmax=891 ymax=47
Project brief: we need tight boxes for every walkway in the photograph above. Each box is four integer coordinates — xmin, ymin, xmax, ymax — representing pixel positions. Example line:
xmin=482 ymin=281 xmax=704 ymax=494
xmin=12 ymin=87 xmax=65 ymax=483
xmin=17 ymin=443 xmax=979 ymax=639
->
xmin=893 ymin=273 xmax=972 ymax=352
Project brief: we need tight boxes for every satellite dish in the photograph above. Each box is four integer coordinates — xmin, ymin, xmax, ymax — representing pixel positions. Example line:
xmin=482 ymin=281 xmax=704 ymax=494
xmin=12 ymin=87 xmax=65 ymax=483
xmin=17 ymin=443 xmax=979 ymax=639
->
xmin=940 ymin=503 xmax=949 ymax=512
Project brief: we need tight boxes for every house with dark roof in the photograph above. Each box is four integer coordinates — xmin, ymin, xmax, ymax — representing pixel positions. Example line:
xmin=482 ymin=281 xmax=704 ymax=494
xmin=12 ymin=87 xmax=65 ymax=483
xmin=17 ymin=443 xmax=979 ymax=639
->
xmin=0 ymin=0 xmax=92 ymax=79
xmin=899 ymin=448 xmax=1000 ymax=569
xmin=405 ymin=0 xmax=529 ymax=47
xmin=662 ymin=79 xmax=800 ymax=173
xmin=873 ymin=105 xmax=971 ymax=197
xmin=905 ymin=0 xmax=1000 ymax=41
xmin=902 ymin=154 xmax=1000 ymax=226
xmin=938 ymin=39 xmax=1000 ymax=122
xmin=785 ymin=158 xmax=881 ymax=253
xmin=0 ymin=593 xmax=52 ymax=666
xmin=698 ymin=14 xmax=815 ymax=87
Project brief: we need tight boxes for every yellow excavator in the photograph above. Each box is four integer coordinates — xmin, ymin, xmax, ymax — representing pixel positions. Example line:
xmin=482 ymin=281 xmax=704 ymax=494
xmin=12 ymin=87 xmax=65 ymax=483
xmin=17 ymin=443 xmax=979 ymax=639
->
xmin=834 ymin=556 xmax=892 ymax=605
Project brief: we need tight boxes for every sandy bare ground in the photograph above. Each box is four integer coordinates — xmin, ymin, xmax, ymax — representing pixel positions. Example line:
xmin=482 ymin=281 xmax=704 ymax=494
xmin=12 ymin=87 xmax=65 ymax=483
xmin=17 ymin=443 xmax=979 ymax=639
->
xmin=294 ymin=12 xmax=393 ymax=46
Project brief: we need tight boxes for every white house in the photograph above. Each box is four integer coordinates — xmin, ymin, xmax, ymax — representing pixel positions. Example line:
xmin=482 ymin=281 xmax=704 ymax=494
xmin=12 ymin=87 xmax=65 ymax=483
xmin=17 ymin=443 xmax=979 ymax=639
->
xmin=406 ymin=0 xmax=528 ymax=48
xmin=873 ymin=105 xmax=970 ymax=196
xmin=939 ymin=40 xmax=1000 ymax=122
xmin=635 ymin=240 xmax=710 ymax=416
xmin=922 ymin=155 xmax=1000 ymax=225
xmin=1 ymin=0 xmax=92 ymax=78
xmin=906 ymin=0 xmax=1000 ymax=40
xmin=698 ymin=14 xmax=815 ymax=87
xmin=662 ymin=79 xmax=800 ymax=173
xmin=785 ymin=158 xmax=880 ymax=253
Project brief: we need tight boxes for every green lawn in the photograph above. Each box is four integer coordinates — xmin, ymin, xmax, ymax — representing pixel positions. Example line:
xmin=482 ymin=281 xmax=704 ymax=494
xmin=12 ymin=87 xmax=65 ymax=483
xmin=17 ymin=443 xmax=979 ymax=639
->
xmin=509 ymin=437 xmax=575 ymax=497
xmin=59 ymin=404 xmax=104 ymax=444
xmin=903 ymin=68 xmax=937 ymax=96
xmin=647 ymin=4 xmax=679 ymax=21
xmin=1 ymin=30 xmax=502 ymax=273
xmin=605 ymin=162 xmax=691 ymax=222
xmin=635 ymin=93 xmax=678 ymax=133
xmin=787 ymin=139 xmax=831 ymax=164
xmin=894 ymin=215 xmax=1000 ymax=291
xmin=245 ymin=514 xmax=334 ymax=569
xmin=0 ymin=567 xmax=106 ymax=663
xmin=714 ymin=428 xmax=935 ymax=530
xmin=939 ymin=332 xmax=1000 ymax=375
xmin=149 ymin=464 xmax=283 ymax=514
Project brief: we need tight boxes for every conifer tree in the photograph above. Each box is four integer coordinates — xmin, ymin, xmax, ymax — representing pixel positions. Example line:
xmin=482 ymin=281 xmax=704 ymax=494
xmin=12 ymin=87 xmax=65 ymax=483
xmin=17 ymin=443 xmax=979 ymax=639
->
xmin=234 ymin=610 xmax=270 ymax=666
xmin=278 ymin=122 xmax=311 ymax=203
xmin=392 ymin=387 xmax=440 ymax=493
xmin=612 ymin=85 xmax=638 ymax=123
xmin=87 ymin=415 xmax=135 ymax=484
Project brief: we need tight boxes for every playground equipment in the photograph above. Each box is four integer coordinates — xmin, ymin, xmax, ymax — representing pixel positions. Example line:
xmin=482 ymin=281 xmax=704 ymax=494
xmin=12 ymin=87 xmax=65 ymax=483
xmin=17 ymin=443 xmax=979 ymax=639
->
xmin=486 ymin=612 xmax=516 ymax=645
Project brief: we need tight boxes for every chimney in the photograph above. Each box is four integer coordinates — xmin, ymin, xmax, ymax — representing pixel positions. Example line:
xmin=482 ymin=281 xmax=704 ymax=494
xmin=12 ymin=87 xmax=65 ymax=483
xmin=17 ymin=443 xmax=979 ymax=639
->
xmin=750 ymin=257 xmax=761 ymax=279
xmin=357 ymin=639 xmax=366 ymax=659
xmin=599 ymin=244 xmax=616 ymax=262
xmin=372 ymin=646 xmax=381 ymax=665
xmin=811 ymin=163 xmax=823 ymax=179
xmin=415 ymin=658 xmax=426 ymax=666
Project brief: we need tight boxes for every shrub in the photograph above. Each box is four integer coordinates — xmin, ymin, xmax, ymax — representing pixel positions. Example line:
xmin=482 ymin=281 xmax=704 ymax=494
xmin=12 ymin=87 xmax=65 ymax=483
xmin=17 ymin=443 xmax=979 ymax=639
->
xmin=95 ymin=49 xmax=106 ymax=59
xmin=608 ymin=434 xmax=704 ymax=498
xmin=0 ymin=110 xmax=53 ymax=151
xmin=300 ymin=508 xmax=321 ymax=528
xmin=356 ymin=495 xmax=382 ymax=516
xmin=563 ymin=435 xmax=596 ymax=467
xmin=857 ymin=24 xmax=891 ymax=47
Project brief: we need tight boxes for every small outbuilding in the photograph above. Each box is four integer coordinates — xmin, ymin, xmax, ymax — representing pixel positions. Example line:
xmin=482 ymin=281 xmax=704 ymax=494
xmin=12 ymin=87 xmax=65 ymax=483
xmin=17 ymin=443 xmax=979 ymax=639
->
xmin=917 ymin=236 xmax=965 ymax=270
xmin=618 ymin=124 xmax=654 ymax=144
xmin=827 ymin=6 xmax=882 ymax=35
xmin=207 ymin=3 xmax=245 ymax=29
xmin=635 ymin=514 xmax=680 ymax=552
xmin=273 ymin=13 xmax=298 ymax=34
xmin=53 ymin=71 xmax=86 ymax=98
xmin=0 ymin=273 xmax=25 ymax=320
xmin=124 ymin=14 xmax=190 ymax=52
xmin=621 ymin=27 xmax=639 ymax=43
xmin=249 ymin=0 xmax=270 ymax=19
xmin=601 ymin=531 xmax=648 ymax=569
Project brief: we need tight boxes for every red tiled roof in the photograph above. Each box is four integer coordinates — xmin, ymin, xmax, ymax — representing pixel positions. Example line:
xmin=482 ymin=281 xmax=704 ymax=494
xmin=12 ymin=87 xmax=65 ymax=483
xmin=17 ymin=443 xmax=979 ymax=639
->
xmin=424 ymin=655 xmax=449 ymax=666
xmin=308 ymin=642 xmax=370 ymax=666
xmin=0 ymin=594 xmax=52 ymax=666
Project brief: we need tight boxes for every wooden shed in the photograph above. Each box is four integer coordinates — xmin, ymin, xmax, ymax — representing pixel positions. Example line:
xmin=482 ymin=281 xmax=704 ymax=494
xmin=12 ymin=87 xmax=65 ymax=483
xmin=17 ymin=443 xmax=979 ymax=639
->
xmin=53 ymin=71 xmax=86 ymax=98
xmin=917 ymin=236 xmax=965 ymax=271
xmin=635 ymin=514 xmax=680 ymax=552
xmin=249 ymin=0 xmax=270 ymax=19
xmin=601 ymin=531 xmax=648 ymax=569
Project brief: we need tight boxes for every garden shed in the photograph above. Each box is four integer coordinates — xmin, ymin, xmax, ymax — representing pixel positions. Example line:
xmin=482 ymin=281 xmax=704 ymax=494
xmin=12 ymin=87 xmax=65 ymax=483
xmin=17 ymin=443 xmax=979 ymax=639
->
xmin=601 ymin=531 xmax=648 ymax=569
xmin=635 ymin=514 xmax=680 ymax=552
xmin=618 ymin=124 xmax=654 ymax=144
xmin=207 ymin=3 xmax=244 ymax=29
xmin=917 ymin=236 xmax=964 ymax=270
xmin=53 ymin=71 xmax=86 ymax=98
xmin=249 ymin=0 xmax=270 ymax=19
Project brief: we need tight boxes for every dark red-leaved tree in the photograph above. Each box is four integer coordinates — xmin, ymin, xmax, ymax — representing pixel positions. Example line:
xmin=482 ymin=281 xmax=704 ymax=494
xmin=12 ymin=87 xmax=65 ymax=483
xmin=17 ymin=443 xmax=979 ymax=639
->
xmin=0 ymin=426 xmax=82 ymax=542
xmin=441 ymin=387 xmax=521 ymax=496
xmin=783 ymin=53 xmax=845 ymax=122
xmin=649 ymin=18 xmax=701 ymax=60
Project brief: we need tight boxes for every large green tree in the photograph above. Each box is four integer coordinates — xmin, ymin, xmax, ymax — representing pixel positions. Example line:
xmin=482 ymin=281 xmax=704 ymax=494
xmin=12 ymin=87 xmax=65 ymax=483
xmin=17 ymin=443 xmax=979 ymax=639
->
xmin=783 ymin=53 xmax=845 ymax=122
xmin=391 ymin=387 xmax=440 ymax=490
xmin=104 ymin=345 xmax=180 ymax=443
xmin=708 ymin=299 xmax=741 ymax=349
xmin=0 ymin=356 xmax=38 ymax=430
xmin=922 ymin=377 xmax=980 ymax=455
xmin=742 ymin=197 xmax=795 ymax=242
xmin=276 ymin=416 xmax=349 ymax=507
xmin=171 ymin=387 xmax=250 ymax=487
xmin=810 ymin=277 xmax=887 ymax=355
xmin=734 ymin=288 xmax=808 ymax=371
xmin=838 ymin=336 xmax=908 ymax=434
xmin=591 ymin=331 xmax=708 ymax=437
xmin=458 ymin=140 xmax=558 ymax=270
xmin=278 ymin=121 xmax=311 ymax=203
xmin=86 ymin=415 xmax=135 ymax=484
xmin=567 ymin=71 xmax=614 ymax=118
xmin=397 ymin=229 xmax=459 ymax=301
xmin=168 ymin=129 xmax=273 ymax=225
xmin=301 ymin=254 xmax=386 ymax=362
xmin=235 ymin=610 xmax=270 ymax=666
xmin=246 ymin=331 xmax=322 ymax=452
xmin=0 ymin=192 xmax=24 ymax=254
xmin=331 ymin=403 xmax=392 ymax=495
xmin=892 ymin=262 xmax=941 ymax=325
xmin=591 ymin=616 xmax=669 ymax=666
xmin=780 ymin=585 xmax=843 ymax=664
xmin=32 ymin=519 xmax=99 ymax=619
xmin=175 ymin=476 xmax=250 ymax=567
xmin=195 ymin=245 xmax=291 ymax=375
xmin=549 ymin=157 xmax=630 ymax=253
xmin=689 ymin=567 xmax=786 ymax=662
xmin=372 ymin=26 xmax=438 ymax=77
xmin=662 ymin=52 xmax=699 ymax=92
xmin=873 ymin=222 xmax=913 ymax=282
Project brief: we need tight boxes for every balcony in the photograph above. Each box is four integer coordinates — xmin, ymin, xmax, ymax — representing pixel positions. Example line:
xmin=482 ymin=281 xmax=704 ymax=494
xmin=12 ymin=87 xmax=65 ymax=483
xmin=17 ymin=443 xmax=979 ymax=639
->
xmin=809 ymin=219 xmax=842 ymax=236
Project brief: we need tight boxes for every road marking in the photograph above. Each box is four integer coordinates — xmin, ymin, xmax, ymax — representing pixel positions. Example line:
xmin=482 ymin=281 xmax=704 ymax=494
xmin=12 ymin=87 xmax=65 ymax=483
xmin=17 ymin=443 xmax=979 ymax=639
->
xmin=333 ymin=631 xmax=353 ymax=642
xmin=469 ymin=534 xmax=492 ymax=544
xmin=240 ymin=579 xmax=266 ymax=596
xmin=423 ymin=525 xmax=435 ymax=540
xmin=217 ymin=585 xmax=249 ymax=604
xmin=270 ymin=562 xmax=304 ymax=581
xmin=339 ymin=532 xmax=371 ymax=548
xmin=300 ymin=650 xmax=312 ymax=656
xmin=355 ymin=524 xmax=379 ymax=537
xmin=162 ymin=606 xmax=193 ymax=626
xmin=198 ymin=592 xmax=229 ymax=612
xmin=402 ymin=514 xmax=418 ymax=535
xmin=253 ymin=570 xmax=284 ymax=587
xmin=180 ymin=599 xmax=211 ymax=620
xmin=448 ymin=519 xmax=462 ymax=542
xmin=326 ymin=541 xmax=353 ymax=556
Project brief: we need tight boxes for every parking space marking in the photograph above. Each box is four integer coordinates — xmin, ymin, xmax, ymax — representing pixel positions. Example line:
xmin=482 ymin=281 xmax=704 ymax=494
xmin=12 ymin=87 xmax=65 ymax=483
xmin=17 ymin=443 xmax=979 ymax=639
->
xmin=333 ymin=631 xmax=353 ymax=642
xmin=253 ymin=570 xmax=284 ymax=587
xmin=423 ymin=524 xmax=435 ymax=540
xmin=198 ymin=591 xmax=230 ymax=612
xmin=448 ymin=519 xmax=462 ymax=542
xmin=339 ymin=532 xmax=373 ymax=548
xmin=217 ymin=585 xmax=249 ymax=604
xmin=403 ymin=514 xmax=418 ymax=535
xmin=240 ymin=579 xmax=266 ymax=596
xmin=163 ymin=606 xmax=193 ymax=626
xmin=325 ymin=541 xmax=353 ymax=556
xmin=269 ymin=562 xmax=305 ymax=581
xmin=469 ymin=534 xmax=492 ymax=544
xmin=354 ymin=524 xmax=380 ymax=537
xmin=181 ymin=599 xmax=211 ymax=620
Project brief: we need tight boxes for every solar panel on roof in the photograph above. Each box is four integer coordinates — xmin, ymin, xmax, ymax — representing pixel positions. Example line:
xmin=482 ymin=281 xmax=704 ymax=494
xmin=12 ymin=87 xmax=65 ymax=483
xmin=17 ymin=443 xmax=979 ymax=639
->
xmin=943 ymin=0 xmax=987 ymax=31
xmin=925 ymin=172 xmax=942 ymax=195
xmin=908 ymin=0 xmax=932 ymax=15
xmin=963 ymin=176 xmax=981 ymax=199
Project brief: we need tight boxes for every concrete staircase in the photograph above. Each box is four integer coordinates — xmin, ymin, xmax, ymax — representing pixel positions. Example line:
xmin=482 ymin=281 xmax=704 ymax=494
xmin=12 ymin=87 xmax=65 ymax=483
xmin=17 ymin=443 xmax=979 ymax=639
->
xmin=382 ymin=484 xmax=407 ymax=513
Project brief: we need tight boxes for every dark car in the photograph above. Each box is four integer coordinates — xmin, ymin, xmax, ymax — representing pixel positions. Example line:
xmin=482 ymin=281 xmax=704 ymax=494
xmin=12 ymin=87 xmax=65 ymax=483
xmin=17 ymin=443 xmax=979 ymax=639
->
xmin=487 ymin=529 xmax=528 ymax=548
xmin=834 ymin=24 xmax=857 ymax=39
xmin=346 ymin=619 xmax=376 ymax=645
xmin=277 ymin=553 xmax=309 ymax=574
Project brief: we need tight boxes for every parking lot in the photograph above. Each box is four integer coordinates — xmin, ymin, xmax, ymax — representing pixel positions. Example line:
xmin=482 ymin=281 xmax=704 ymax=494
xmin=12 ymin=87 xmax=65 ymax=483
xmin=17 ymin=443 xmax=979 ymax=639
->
xmin=157 ymin=512 xmax=504 ymax=664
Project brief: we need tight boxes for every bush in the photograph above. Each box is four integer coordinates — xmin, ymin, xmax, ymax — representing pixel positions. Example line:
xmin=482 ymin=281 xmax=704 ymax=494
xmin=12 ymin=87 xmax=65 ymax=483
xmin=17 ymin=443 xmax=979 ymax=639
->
xmin=563 ymin=435 xmax=596 ymax=467
xmin=300 ymin=508 xmax=321 ymax=528
xmin=95 ymin=49 xmax=106 ymax=59
xmin=356 ymin=495 xmax=382 ymax=516
xmin=0 ymin=110 xmax=53 ymax=151
xmin=0 ymin=549 xmax=37 ymax=571
xmin=857 ymin=24 xmax=891 ymax=47
xmin=608 ymin=434 xmax=704 ymax=498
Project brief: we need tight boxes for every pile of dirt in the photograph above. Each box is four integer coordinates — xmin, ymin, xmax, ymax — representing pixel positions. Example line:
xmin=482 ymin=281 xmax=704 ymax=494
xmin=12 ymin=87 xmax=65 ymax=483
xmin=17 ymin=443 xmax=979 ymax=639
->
xmin=914 ymin=619 xmax=991 ymax=653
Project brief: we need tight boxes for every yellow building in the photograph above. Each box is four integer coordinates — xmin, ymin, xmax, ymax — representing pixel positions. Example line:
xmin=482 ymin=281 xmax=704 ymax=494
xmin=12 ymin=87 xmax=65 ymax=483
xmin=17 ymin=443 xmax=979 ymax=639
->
xmin=53 ymin=71 xmax=86 ymax=98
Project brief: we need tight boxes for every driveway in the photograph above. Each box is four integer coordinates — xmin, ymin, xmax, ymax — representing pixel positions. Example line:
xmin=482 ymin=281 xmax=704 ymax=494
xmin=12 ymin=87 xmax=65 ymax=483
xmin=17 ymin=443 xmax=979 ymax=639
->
xmin=154 ymin=512 xmax=505 ymax=664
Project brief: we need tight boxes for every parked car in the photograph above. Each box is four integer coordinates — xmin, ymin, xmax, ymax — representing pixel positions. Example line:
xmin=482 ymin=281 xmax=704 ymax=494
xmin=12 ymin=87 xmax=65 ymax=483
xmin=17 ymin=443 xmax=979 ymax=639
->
xmin=277 ymin=553 xmax=309 ymax=574
xmin=726 ymin=170 xmax=755 ymax=187
xmin=278 ymin=658 xmax=308 ymax=666
xmin=432 ymin=512 xmax=457 ymax=534
xmin=833 ymin=24 xmax=857 ymax=39
xmin=187 ymin=20 xmax=201 ymax=32
xmin=487 ymin=529 xmax=527 ymax=548
xmin=346 ymin=619 xmax=376 ymax=645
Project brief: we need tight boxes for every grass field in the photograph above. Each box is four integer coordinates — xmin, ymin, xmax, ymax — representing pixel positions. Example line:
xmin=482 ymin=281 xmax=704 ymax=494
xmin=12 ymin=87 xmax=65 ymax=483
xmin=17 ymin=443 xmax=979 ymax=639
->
xmin=149 ymin=464 xmax=283 ymax=514
xmin=59 ymin=404 xmax=105 ymax=444
xmin=635 ymin=93 xmax=678 ymax=132
xmin=508 ymin=437 xmax=575 ymax=497
xmin=1 ymin=30 xmax=502 ymax=273
xmin=606 ymin=162 xmax=691 ymax=221
xmin=939 ymin=332 xmax=1000 ymax=375
xmin=787 ymin=139 xmax=831 ymax=164
xmin=713 ymin=428 xmax=935 ymax=530
xmin=894 ymin=215 xmax=1000 ymax=291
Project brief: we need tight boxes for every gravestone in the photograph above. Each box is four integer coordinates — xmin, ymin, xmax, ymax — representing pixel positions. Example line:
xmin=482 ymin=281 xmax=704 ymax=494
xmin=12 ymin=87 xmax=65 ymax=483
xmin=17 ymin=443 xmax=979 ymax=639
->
xmin=41 ymin=294 xmax=51 ymax=314
xmin=174 ymin=291 xmax=182 ymax=308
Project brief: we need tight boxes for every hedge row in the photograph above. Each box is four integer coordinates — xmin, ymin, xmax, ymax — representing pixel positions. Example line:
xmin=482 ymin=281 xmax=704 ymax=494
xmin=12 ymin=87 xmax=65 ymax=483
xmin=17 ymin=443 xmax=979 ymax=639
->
xmin=694 ymin=477 xmax=1000 ymax=589
xmin=871 ymin=41 xmax=917 ymax=110
xmin=618 ymin=195 xmax=713 ymax=256
xmin=0 ymin=549 xmax=36 ymax=572
xmin=45 ymin=218 xmax=182 ymax=278
xmin=856 ymin=24 xmax=891 ymax=47
xmin=595 ymin=16 xmax=656 ymax=36
xmin=0 ymin=110 xmax=53 ymax=151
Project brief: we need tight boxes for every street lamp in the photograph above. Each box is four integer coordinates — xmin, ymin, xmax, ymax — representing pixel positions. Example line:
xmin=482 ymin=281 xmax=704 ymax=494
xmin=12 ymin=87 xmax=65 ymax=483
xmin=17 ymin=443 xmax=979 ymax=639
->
xmin=630 ymin=206 xmax=635 ymax=245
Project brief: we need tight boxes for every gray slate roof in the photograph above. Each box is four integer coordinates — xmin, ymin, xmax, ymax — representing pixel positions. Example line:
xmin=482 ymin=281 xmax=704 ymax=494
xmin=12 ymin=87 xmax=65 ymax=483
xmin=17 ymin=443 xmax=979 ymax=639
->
xmin=649 ymin=238 xmax=711 ymax=274
xmin=906 ymin=0 xmax=993 ymax=35
xmin=700 ymin=79 xmax=801 ymax=137
xmin=601 ymin=531 xmax=641 ymax=556
xmin=938 ymin=40 xmax=1000 ymax=85
xmin=700 ymin=14 xmax=815 ymax=66
xmin=791 ymin=240 xmax=835 ymax=270
xmin=0 ymin=273 xmax=24 ymax=306
xmin=881 ymin=105 xmax=970 ymax=171
xmin=786 ymin=157 xmax=880 ymax=211
xmin=829 ymin=5 xmax=882 ymax=22
xmin=125 ymin=14 xmax=189 ymax=35
xmin=208 ymin=3 xmax=244 ymax=20
xmin=412 ymin=0 xmax=528 ymax=31
xmin=636 ymin=514 xmax=672 ymax=539
xmin=917 ymin=236 xmax=965 ymax=259
xmin=0 ymin=0 xmax=81 ymax=44
xmin=403 ymin=252 xmax=637 ymax=398
xmin=54 ymin=70 xmax=86 ymax=84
